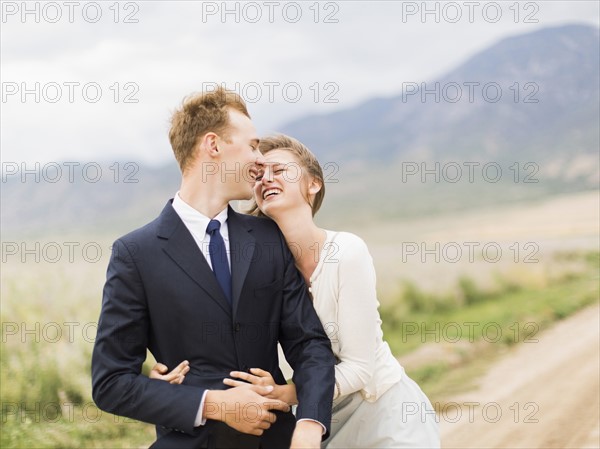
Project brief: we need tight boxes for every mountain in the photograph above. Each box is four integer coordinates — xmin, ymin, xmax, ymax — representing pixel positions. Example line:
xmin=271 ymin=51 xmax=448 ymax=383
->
xmin=2 ymin=24 xmax=598 ymax=236
xmin=282 ymin=24 xmax=599 ymax=167
xmin=1 ymin=162 xmax=182 ymax=237
xmin=278 ymin=24 xmax=599 ymax=221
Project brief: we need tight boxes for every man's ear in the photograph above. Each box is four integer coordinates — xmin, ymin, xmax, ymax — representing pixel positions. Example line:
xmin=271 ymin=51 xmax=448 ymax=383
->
xmin=199 ymin=132 xmax=219 ymax=157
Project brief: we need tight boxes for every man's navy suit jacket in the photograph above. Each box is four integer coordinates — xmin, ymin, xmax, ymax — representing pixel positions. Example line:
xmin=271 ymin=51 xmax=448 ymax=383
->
xmin=91 ymin=200 xmax=335 ymax=448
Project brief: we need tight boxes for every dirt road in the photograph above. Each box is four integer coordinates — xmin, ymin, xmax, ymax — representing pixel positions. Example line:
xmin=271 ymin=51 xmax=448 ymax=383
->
xmin=440 ymin=303 xmax=600 ymax=448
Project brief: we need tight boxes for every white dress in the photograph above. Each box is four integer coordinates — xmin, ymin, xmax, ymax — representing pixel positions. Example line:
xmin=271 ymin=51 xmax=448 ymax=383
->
xmin=308 ymin=230 xmax=440 ymax=448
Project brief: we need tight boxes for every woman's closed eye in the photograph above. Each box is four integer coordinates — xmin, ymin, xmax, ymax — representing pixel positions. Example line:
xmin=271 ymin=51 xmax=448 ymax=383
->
xmin=255 ymin=168 xmax=285 ymax=183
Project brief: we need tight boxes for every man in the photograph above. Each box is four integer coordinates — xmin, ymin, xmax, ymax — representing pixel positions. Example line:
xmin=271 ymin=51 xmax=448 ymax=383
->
xmin=91 ymin=87 xmax=335 ymax=449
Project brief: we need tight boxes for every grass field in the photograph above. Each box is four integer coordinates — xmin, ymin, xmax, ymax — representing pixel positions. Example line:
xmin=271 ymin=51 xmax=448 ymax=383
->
xmin=1 ymin=191 xmax=598 ymax=448
xmin=388 ymin=251 xmax=599 ymax=399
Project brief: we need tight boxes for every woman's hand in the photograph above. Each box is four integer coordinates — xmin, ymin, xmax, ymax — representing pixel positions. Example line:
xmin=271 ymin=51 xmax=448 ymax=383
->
xmin=149 ymin=360 xmax=190 ymax=384
xmin=225 ymin=368 xmax=276 ymax=388
xmin=224 ymin=368 xmax=298 ymax=405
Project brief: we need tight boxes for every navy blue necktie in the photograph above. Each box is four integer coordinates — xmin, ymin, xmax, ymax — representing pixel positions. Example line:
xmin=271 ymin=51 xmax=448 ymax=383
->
xmin=206 ymin=219 xmax=232 ymax=306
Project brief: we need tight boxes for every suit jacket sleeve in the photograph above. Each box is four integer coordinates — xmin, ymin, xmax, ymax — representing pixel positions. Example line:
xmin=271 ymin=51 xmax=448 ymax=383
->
xmin=91 ymin=239 xmax=203 ymax=435
xmin=276 ymin=236 xmax=335 ymax=439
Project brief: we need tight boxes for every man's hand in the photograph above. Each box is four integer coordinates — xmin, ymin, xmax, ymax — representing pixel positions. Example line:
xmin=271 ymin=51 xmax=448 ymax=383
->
xmin=290 ymin=420 xmax=323 ymax=449
xmin=204 ymin=385 xmax=290 ymax=436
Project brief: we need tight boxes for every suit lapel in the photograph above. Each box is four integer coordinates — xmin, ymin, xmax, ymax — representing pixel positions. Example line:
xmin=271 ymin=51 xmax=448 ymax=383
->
xmin=156 ymin=201 xmax=232 ymax=316
xmin=227 ymin=206 xmax=255 ymax=319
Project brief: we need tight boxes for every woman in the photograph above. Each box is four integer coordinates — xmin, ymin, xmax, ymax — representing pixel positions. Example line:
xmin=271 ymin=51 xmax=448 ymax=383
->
xmin=151 ymin=135 xmax=440 ymax=448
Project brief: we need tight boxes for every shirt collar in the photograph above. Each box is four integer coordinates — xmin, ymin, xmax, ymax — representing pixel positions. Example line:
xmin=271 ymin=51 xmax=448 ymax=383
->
xmin=172 ymin=192 xmax=229 ymax=237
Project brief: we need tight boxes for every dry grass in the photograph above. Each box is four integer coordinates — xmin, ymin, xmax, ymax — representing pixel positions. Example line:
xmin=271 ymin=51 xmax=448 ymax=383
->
xmin=1 ymin=190 xmax=598 ymax=447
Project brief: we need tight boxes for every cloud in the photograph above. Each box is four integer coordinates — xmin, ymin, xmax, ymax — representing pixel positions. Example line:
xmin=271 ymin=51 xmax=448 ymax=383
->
xmin=1 ymin=0 xmax=598 ymax=165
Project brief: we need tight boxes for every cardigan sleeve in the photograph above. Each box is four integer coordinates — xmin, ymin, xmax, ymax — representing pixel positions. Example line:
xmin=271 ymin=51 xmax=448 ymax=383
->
xmin=332 ymin=234 xmax=379 ymax=398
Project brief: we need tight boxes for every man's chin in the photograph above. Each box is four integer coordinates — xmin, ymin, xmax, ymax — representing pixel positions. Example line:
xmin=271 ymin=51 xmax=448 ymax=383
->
xmin=234 ymin=191 xmax=253 ymax=202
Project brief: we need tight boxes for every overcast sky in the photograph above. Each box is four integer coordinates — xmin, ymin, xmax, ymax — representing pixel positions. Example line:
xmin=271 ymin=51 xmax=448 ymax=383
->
xmin=1 ymin=1 xmax=598 ymax=166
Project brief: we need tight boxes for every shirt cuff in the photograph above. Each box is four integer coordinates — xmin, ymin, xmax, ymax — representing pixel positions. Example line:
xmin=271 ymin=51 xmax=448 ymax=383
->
xmin=194 ymin=390 xmax=209 ymax=427
xmin=297 ymin=418 xmax=327 ymax=436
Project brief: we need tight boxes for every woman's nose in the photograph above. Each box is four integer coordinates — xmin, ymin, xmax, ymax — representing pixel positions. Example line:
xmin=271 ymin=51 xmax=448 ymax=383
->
xmin=262 ymin=170 xmax=274 ymax=183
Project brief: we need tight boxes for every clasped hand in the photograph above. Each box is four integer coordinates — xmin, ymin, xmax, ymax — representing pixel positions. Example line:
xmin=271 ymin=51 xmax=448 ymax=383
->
xmin=149 ymin=363 xmax=298 ymax=404
xmin=148 ymin=363 xmax=298 ymax=437
xmin=224 ymin=368 xmax=298 ymax=405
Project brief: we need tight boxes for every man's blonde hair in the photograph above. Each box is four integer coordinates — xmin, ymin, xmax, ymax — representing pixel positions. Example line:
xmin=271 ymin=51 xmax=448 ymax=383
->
xmin=169 ymin=87 xmax=250 ymax=172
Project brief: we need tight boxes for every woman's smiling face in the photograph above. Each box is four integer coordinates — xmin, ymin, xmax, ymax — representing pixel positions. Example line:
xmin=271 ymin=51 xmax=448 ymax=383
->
xmin=253 ymin=149 xmax=313 ymax=218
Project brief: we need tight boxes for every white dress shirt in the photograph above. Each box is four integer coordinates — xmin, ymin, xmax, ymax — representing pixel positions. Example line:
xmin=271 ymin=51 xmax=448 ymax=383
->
xmin=172 ymin=192 xmax=231 ymax=270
